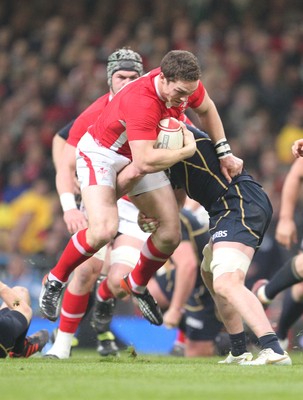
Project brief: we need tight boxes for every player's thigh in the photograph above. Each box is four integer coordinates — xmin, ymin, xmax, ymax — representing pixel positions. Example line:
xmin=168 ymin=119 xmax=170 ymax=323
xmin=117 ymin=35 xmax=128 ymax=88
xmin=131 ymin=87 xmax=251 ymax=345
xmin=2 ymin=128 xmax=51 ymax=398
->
xmin=130 ymin=185 xmax=180 ymax=231
xmin=82 ymin=185 xmax=119 ymax=238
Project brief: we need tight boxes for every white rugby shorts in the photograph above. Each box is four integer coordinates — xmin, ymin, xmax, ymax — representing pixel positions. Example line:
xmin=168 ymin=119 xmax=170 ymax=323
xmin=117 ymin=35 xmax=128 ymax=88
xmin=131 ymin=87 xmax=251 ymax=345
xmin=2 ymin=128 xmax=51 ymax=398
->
xmin=117 ymin=198 xmax=150 ymax=241
xmin=76 ymin=132 xmax=170 ymax=196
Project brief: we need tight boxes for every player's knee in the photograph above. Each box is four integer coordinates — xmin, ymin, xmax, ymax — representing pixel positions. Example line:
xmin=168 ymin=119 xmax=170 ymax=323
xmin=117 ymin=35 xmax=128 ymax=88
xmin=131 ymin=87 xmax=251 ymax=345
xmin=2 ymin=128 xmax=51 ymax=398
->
xmin=166 ymin=233 xmax=181 ymax=249
xmin=210 ymin=248 xmax=250 ymax=295
xmin=212 ymin=275 xmax=234 ymax=299
xmin=156 ymin=226 xmax=181 ymax=249
xmin=87 ymin=221 xmax=118 ymax=248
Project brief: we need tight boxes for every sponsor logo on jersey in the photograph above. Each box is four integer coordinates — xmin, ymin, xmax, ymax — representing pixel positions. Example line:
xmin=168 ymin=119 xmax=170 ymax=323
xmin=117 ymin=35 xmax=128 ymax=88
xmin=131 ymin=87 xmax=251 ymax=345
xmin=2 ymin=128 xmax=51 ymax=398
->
xmin=185 ymin=316 xmax=204 ymax=330
xmin=212 ymin=230 xmax=228 ymax=240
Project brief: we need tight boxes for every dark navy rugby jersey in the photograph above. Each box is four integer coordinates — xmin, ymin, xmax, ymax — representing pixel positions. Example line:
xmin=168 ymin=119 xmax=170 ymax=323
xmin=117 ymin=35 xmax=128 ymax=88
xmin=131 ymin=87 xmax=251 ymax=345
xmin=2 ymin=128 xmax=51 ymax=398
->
xmin=169 ymin=126 xmax=254 ymax=212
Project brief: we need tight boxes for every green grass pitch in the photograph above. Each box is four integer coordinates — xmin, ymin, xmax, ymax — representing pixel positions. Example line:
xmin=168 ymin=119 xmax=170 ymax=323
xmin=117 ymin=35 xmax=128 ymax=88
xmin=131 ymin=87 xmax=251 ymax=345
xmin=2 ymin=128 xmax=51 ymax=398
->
xmin=0 ymin=349 xmax=302 ymax=400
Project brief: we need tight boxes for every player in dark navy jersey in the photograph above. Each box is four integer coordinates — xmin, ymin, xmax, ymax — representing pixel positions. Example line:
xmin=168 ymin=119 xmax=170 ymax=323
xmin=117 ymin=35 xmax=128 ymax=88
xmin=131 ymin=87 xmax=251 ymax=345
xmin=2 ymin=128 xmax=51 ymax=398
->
xmin=0 ymin=281 xmax=48 ymax=358
xmin=169 ymin=128 xmax=256 ymax=211
xmin=141 ymin=125 xmax=291 ymax=365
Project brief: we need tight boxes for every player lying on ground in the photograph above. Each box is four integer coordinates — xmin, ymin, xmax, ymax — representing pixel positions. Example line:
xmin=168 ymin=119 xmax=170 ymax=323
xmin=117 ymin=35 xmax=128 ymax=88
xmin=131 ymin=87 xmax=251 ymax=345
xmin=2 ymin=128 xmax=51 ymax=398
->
xmin=0 ymin=280 xmax=48 ymax=358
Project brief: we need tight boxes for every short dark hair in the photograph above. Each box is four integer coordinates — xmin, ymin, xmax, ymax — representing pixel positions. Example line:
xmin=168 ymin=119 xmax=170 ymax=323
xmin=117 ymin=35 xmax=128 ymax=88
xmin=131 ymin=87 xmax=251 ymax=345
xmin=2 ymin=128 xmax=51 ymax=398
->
xmin=160 ymin=50 xmax=201 ymax=82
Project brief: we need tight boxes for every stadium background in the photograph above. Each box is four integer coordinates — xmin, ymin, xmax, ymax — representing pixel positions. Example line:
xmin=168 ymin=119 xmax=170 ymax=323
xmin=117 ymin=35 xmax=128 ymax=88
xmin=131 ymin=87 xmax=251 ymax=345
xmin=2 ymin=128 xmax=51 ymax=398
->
xmin=0 ymin=0 xmax=302 ymax=353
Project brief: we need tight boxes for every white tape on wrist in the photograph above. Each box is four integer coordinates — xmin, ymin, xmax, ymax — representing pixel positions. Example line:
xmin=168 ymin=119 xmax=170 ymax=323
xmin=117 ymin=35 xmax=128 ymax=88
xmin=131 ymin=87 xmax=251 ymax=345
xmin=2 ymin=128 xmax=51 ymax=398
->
xmin=60 ymin=192 xmax=77 ymax=212
xmin=214 ymin=139 xmax=232 ymax=159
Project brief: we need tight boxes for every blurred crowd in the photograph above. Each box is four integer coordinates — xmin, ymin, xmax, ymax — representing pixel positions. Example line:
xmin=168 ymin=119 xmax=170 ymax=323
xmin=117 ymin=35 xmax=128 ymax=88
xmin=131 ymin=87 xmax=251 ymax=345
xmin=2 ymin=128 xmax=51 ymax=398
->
xmin=0 ymin=0 xmax=302 ymax=312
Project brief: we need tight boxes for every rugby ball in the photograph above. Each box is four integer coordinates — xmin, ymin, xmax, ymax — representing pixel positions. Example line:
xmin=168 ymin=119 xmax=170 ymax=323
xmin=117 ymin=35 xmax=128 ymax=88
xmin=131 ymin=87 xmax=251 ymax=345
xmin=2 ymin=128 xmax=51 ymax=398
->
xmin=155 ymin=117 xmax=183 ymax=150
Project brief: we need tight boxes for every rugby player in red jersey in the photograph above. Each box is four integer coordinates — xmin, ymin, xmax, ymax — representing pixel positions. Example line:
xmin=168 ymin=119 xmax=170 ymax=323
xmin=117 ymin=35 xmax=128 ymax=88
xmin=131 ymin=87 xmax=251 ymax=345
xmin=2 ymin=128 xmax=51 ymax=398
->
xmin=39 ymin=50 xmax=242 ymax=330
xmin=46 ymin=48 xmax=149 ymax=358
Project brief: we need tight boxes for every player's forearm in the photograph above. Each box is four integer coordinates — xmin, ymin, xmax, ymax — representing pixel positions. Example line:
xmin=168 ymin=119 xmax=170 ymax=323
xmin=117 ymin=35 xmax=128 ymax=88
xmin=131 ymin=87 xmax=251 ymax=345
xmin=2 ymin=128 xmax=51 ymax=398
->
xmin=116 ymin=145 xmax=196 ymax=197
xmin=56 ymin=143 xmax=79 ymax=211
xmin=56 ymin=167 xmax=78 ymax=212
xmin=116 ymin=163 xmax=145 ymax=198
xmin=0 ymin=282 xmax=23 ymax=309
xmin=196 ymin=97 xmax=226 ymax=144
xmin=170 ymin=244 xmax=197 ymax=311
xmin=170 ymin=268 xmax=196 ymax=312
xmin=56 ymin=167 xmax=75 ymax=195
xmin=133 ymin=145 xmax=196 ymax=174
xmin=279 ymin=174 xmax=301 ymax=220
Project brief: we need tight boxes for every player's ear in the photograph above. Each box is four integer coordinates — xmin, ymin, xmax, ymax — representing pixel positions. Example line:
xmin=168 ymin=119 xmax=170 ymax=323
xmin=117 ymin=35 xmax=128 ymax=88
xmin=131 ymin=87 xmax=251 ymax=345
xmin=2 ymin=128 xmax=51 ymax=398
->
xmin=159 ymin=72 xmax=166 ymax=83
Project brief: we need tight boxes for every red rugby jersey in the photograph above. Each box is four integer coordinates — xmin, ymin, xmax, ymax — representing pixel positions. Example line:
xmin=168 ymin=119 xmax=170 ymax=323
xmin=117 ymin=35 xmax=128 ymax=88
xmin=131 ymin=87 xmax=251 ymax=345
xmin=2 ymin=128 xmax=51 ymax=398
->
xmin=89 ymin=68 xmax=205 ymax=160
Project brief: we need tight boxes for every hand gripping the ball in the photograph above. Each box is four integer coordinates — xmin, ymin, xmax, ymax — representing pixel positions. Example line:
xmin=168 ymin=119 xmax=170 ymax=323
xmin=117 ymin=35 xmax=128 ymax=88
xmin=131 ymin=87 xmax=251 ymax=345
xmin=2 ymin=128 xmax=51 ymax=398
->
xmin=155 ymin=117 xmax=184 ymax=150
